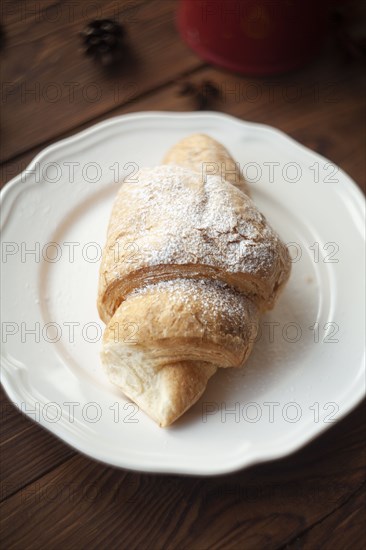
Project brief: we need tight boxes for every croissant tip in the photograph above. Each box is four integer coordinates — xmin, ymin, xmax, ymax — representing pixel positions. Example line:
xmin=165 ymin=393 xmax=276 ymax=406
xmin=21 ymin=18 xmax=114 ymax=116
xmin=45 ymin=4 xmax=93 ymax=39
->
xmin=157 ymin=412 xmax=176 ymax=428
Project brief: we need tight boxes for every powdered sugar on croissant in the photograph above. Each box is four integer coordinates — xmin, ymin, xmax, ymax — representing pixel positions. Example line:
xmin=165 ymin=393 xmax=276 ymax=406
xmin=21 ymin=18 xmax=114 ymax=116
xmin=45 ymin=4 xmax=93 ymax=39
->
xmin=98 ymin=134 xmax=291 ymax=427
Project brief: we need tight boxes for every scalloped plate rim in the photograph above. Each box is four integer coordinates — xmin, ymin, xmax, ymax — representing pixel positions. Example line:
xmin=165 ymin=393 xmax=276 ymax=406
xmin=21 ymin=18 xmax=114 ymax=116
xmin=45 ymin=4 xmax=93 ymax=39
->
xmin=1 ymin=111 xmax=365 ymax=476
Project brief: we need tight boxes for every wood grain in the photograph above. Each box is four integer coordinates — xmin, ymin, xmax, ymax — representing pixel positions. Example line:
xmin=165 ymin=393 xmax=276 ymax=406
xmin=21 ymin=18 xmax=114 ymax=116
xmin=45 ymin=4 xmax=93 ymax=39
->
xmin=1 ymin=0 xmax=203 ymax=162
xmin=2 ymin=44 xmax=365 ymax=189
xmin=1 ymin=0 xmax=365 ymax=548
xmin=0 ymin=390 xmax=76 ymax=502
xmin=1 ymin=387 xmax=29 ymax=443
xmin=0 ymin=400 xmax=365 ymax=549
xmin=285 ymin=484 xmax=366 ymax=550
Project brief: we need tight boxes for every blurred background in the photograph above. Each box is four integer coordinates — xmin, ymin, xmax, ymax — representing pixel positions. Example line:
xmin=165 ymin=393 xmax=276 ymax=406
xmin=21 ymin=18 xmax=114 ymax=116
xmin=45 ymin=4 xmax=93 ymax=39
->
xmin=1 ymin=0 xmax=365 ymax=190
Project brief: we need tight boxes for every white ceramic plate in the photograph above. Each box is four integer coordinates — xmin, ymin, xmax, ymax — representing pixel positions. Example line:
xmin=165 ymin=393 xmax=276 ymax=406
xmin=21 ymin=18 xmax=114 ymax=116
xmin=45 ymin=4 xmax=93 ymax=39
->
xmin=1 ymin=112 xmax=365 ymax=475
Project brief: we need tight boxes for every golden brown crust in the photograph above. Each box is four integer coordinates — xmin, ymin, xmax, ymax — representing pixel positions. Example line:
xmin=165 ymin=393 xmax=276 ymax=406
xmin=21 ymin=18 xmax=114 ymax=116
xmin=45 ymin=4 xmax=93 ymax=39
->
xmin=98 ymin=134 xmax=291 ymax=427
xmin=101 ymin=279 xmax=258 ymax=427
xmin=103 ymin=279 xmax=259 ymax=368
xmin=97 ymin=164 xmax=290 ymax=323
xmin=163 ymin=133 xmax=250 ymax=195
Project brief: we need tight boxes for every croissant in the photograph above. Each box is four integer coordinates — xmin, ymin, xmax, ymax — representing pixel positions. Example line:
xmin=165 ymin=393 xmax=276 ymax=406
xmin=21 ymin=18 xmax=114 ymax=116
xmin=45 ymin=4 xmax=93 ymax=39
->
xmin=98 ymin=134 xmax=291 ymax=427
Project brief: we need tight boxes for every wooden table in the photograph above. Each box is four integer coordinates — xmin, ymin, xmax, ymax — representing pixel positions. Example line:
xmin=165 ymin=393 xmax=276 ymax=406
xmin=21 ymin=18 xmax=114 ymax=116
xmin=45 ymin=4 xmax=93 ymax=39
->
xmin=1 ymin=2 xmax=365 ymax=548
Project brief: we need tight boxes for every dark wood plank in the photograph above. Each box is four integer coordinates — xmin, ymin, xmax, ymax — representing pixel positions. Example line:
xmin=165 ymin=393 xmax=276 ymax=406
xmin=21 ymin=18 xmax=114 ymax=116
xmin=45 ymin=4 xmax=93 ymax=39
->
xmin=1 ymin=5 xmax=365 ymax=548
xmin=0 ymin=400 xmax=365 ymax=549
xmin=0 ymin=389 xmax=75 ymax=502
xmin=2 ymin=47 xmax=364 ymax=190
xmin=0 ymin=428 xmax=75 ymax=503
xmin=1 ymin=0 xmax=203 ymax=162
xmin=0 ymin=386 xmax=29 ymax=443
xmin=285 ymin=484 xmax=366 ymax=550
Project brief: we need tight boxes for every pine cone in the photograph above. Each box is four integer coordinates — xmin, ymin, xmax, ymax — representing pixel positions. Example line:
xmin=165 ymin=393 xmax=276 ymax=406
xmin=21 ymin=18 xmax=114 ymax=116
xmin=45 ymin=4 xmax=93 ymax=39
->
xmin=177 ymin=79 xmax=221 ymax=110
xmin=80 ymin=19 xmax=126 ymax=66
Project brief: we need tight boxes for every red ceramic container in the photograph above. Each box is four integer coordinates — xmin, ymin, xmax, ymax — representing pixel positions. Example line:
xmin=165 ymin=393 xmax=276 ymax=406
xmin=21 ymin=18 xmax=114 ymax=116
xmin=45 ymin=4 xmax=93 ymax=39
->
xmin=177 ymin=0 xmax=330 ymax=75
